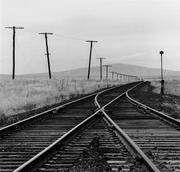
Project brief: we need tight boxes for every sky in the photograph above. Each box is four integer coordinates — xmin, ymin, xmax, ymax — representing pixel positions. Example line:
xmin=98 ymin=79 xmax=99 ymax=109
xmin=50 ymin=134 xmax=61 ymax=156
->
xmin=0 ymin=0 xmax=180 ymax=74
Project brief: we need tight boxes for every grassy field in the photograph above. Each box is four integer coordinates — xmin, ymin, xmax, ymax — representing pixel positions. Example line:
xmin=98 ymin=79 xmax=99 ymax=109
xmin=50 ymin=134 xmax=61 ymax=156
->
xmin=0 ymin=76 xmax=124 ymax=119
xmin=150 ymin=79 xmax=180 ymax=120
xmin=151 ymin=79 xmax=180 ymax=95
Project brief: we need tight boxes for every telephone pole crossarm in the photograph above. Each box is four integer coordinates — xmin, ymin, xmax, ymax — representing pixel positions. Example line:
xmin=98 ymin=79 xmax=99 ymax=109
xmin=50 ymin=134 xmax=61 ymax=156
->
xmin=39 ymin=33 xmax=53 ymax=35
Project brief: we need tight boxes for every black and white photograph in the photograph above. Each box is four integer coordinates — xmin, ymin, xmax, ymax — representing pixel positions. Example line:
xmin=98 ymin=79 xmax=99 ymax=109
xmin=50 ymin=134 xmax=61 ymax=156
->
xmin=0 ymin=0 xmax=180 ymax=171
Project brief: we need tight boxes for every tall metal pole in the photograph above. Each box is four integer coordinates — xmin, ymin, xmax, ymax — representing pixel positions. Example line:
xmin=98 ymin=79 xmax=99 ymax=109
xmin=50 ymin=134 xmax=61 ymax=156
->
xmin=86 ymin=40 xmax=98 ymax=80
xmin=39 ymin=32 xmax=53 ymax=79
xmin=5 ymin=26 xmax=24 ymax=79
xmin=160 ymin=51 xmax=164 ymax=95
xmin=97 ymin=57 xmax=105 ymax=80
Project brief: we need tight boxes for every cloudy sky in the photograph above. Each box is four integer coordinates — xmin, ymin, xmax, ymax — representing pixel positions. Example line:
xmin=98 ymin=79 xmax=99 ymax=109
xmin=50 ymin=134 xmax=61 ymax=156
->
xmin=1 ymin=0 xmax=180 ymax=74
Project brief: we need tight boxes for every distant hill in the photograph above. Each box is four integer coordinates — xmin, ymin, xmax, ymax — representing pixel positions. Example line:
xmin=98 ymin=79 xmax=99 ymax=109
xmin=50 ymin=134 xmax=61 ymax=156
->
xmin=52 ymin=63 xmax=180 ymax=80
xmin=1 ymin=63 xmax=180 ymax=80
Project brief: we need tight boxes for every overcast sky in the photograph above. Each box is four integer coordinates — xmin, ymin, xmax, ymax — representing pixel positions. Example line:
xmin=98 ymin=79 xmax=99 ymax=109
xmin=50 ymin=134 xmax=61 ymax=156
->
xmin=1 ymin=0 xmax=180 ymax=74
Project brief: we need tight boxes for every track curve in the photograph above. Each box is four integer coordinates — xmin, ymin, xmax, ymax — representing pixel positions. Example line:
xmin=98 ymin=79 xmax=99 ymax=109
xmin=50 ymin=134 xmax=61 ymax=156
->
xmin=105 ymin=82 xmax=180 ymax=172
xmin=12 ymin=81 xmax=160 ymax=172
xmin=0 ymin=88 xmax=111 ymax=172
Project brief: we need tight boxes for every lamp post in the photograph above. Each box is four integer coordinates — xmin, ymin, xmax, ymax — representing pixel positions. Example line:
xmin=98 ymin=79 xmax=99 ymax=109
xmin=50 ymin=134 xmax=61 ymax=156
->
xmin=160 ymin=51 xmax=164 ymax=95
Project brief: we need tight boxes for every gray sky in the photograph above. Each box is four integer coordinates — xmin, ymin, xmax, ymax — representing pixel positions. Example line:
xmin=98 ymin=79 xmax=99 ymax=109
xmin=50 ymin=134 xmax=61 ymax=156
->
xmin=1 ymin=0 xmax=180 ymax=74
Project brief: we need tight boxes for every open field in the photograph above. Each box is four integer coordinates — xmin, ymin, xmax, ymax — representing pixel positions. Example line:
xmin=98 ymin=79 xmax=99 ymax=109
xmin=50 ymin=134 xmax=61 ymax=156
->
xmin=151 ymin=79 xmax=180 ymax=96
xmin=131 ymin=79 xmax=180 ymax=120
xmin=0 ymin=76 xmax=123 ymax=120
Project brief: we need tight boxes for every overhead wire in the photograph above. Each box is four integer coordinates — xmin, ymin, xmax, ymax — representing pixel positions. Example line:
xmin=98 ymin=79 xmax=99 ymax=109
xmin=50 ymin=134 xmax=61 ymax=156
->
xmin=21 ymin=28 xmax=88 ymax=42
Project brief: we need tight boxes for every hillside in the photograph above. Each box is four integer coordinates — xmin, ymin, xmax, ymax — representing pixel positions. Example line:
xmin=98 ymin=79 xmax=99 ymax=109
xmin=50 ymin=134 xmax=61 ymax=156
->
xmin=1 ymin=63 xmax=180 ymax=80
xmin=52 ymin=63 xmax=180 ymax=80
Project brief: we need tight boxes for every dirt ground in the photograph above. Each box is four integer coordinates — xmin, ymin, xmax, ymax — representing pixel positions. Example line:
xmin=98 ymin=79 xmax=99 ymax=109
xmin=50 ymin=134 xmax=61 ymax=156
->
xmin=130 ymin=82 xmax=180 ymax=120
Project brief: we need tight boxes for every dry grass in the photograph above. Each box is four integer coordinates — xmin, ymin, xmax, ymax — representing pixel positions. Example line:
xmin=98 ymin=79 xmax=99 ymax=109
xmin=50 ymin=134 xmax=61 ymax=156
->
xmin=151 ymin=79 xmax=180 ymax=95
xmin=0 ymin=77 xmax=122 ymax=118
xmin=143 ymin=80 xmax=180 ymax=120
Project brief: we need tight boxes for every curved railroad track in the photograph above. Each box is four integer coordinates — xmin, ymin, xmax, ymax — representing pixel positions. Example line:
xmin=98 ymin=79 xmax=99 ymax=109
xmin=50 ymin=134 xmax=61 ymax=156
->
xmin=0 ymin=81 xmax=161 ymax=172
xmin=105 ymin=82 xmax=180 ymax=172
xmin=9 ymin=81 xmax=161 ymax=172
xmin=0 ymin=82 xmax=142 ymax=172
xmin=2 ymin=81 xmax=178 ymax=172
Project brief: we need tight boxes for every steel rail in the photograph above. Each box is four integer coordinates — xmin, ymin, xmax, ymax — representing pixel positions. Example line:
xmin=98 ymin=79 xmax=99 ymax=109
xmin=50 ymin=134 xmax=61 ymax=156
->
xmin=94 ymin=81 xmax=141 ymax=108
xmin=126 ymin=81 xmax=180 ymax=128
xmin=95 ymin=82 xmax=160 ymax=172
xmin=0 ymin=87 xmax=116 ymax=136
xmin=102 ymin=112 xmax=160 ymax=172
xmin=14 ymin=109 xmax=101 ymax=172
xmin=13 ymin=82 xmax=139 ymax=172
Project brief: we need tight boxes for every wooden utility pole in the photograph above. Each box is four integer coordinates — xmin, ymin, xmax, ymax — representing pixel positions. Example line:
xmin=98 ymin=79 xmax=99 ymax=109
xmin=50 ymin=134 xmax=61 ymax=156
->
xmin=5 ymin=26 xmax=24 ymax=79
xmin=103 ymin=65 xmax=112 ymax=80
xmin=121 ymin=74 xmax=125 ymax=81
xmin=115 ymin=72 xmax=119 ymax=80
xmin=110 ymin=71 xmax=116 ymax=79
xmin=86 ymin=40 xmax=98 ymax=80
xmin=118 ymin=73 xmax=121 ymax=81
xmin=127 ymin=75 xmax=129 ymax=82
xmin=125 ymin=74 xmax=128 ymax=81
xmin=97 ymin=57 xmax=106 ymax=80
xmin=39 ymin=32 xmax=53 ymax=79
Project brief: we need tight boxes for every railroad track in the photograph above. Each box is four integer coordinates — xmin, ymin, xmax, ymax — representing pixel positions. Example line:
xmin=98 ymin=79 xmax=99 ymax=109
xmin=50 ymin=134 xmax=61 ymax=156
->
xmin=10 ymin=81 xmax=160 ymax=172
xmin=2 ymin=81 xmax=178 ymax=172
xmin=105 ymin=82 xmax=180 ymax=172
xmin=0 ymin=82 xmax=143 ymax=172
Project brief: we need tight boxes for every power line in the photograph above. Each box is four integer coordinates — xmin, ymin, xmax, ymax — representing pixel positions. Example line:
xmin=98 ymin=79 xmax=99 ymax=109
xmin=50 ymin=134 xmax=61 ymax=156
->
xmin=55 ymin=33 xmax=86 ymax=42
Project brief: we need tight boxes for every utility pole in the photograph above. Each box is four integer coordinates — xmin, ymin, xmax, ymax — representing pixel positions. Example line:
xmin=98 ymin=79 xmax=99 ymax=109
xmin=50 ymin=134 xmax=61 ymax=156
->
xmin=126 ymin=74 xmax=128 ymax=81
xmin=5 ymin=26 xmax=24 ymax=79
xmin=160 ymin=51 xmax=164 ymax=95
xmin=119 ymin=73 xmax=122 ymax=81
xmin=115 ymin=72 xmax=119 ymax=80
xmin=103 ymin=65 xmax=112 ymax=80
xmin=123 ymin=74 xmax=126 ymax=81
xmin=122 ymin=74 xmax=125 ymax=81
xmin=39 ymin=32 xmax=53 ymax=79
xmin=86 ymin=40 xmax=98 ymax=80
xmin=97 ymin=57 xmax=106 ymax=80
xmin=110 ymin=71 xmax=116 ymax=79
xmin=127 ymin=75 xmax=129 ymax=82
